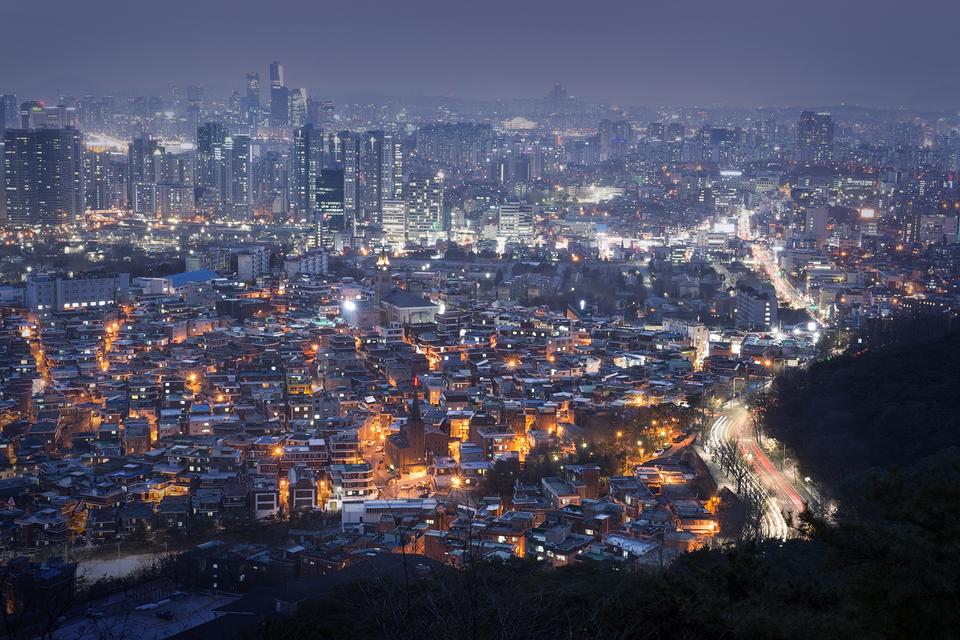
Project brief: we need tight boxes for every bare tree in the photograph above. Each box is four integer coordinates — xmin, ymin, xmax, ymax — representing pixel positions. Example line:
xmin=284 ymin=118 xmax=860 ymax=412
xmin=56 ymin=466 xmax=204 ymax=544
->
xmin=740 ymin=480 xmax=770 ymax=543
xmin=715 ymin=440 xmax=751 ymax=494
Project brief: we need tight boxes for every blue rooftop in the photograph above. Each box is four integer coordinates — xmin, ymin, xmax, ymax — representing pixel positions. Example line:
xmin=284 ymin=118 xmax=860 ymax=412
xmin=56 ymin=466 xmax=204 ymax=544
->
xmin=169 ymin=270 xmax=218 ymax=287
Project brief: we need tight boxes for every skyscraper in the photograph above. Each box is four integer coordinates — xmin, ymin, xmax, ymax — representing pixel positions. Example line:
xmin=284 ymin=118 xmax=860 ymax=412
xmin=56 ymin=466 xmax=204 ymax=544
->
xmin=197 ymin=122 xmax=227 ymax=193
xmin=292 ymin=123 xmax=324 ymax=218
xmin=197 ymin=123 xmax=249 ymax=213
xmin=348 ymin=130 xmax=403 ymax=227
xmin=226 ymin=134 xmax=252 ymax=211
xmin=382 ymin=199 xmax=407 ymax=249
xmin=18 ymin=101 xmax=44 ymax=128
xmin=359 ymin=131 xmax=384 ymax=224
xmin=186 ymin=84 xmax=203 ymax=137
xmin=84 ymin=147 xmax=117 ymax=212
xmin=340 ymin=131 xmax=359 ymax=230
xmin=269 ymin=61 xmax=288 ymax=128
xmin=289 ymin=88 xmax=307 ymax=128
xmin=316 ymin=168 xmax=345 ymax=240
xmin=797 ymin=111 xmax=834 ymax=163
xmin=127 ymin=135 xmax=162 ymax=211
xmin=0 ymin=95 xmax=17 ymax=131
xmin=3 ymin=127 xmax=82 ymax=226
xmin=405 ymin=172 xmax=443 ymax=245
xmin=382 ymin=132 xmax=403 ymax=201
xmin=245 ymin=72 xmax=261 ymax=125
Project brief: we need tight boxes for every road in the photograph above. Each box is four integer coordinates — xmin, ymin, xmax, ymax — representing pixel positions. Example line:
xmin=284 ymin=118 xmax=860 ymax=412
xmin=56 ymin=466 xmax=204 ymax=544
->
xmin=703 ymin=399 xmax=806 ymax=540
xmin=750 ymin=242 xmax=829 ymax=324
xmin=750 ymin=244 xmax=808 ymax=310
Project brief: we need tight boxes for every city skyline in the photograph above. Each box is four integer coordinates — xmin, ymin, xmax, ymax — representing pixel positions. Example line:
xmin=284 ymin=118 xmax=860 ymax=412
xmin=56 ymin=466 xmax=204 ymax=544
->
xmin=1 ymin=3 xmax=958 ymax=638
xmin=2 ymin=0 xmax=958 ymax=108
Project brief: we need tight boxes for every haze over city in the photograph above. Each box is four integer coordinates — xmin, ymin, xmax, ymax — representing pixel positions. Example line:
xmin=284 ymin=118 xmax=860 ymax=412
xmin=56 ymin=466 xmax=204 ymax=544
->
xmin=0 ymin=1 xmax=958 ymax=639
xmin=2 ymin=0 xmax=959 ymax=107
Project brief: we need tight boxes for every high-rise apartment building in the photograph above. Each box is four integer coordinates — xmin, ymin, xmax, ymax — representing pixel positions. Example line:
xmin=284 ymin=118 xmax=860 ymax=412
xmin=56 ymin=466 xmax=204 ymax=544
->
xmin=196 ymin=123 xmax=251 ymax=213
xmin=292 ymin=123 xmax=324 ymax=218
xmin=797 ymin=111 xmax=834 ymax=163
xmin=405 ymin=172 xmax=443 ymax=245
xmin=3 ymin=127 xmax=82 ymax=226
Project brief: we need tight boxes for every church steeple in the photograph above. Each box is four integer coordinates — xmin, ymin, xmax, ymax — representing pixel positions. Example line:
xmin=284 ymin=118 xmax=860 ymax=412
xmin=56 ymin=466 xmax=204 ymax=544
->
xmin=374 ymin=249 xmax=391 ymax=308
xmin=410 ymin=375 xmax=422 ymax=423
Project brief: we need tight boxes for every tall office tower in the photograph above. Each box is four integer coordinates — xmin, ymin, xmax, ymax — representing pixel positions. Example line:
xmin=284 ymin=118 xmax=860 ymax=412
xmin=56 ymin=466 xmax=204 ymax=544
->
xmin=316 ymin=168 xmax=345 ymax=244
xmin=598 ymin=119 xmax=633 ymax=160
xmin=340 ymin=131 xmax=359 ymax=229
xmin=228 ymin=92 xmax=243 ymax=123
xmin=289 ymin=88 xmax=307 ymax=128
xmin=497 ymin=200 xmax=534 ymax=244
xmin=349 ymin=130 xmax=403 ymax=226
xmin=292 ymin=123 xmax=324 ymax=217
xmin=358 ymin=131 xmax=384 ymax=224
xmin=803 ymin=206 xmax=830 ymax=249
xmin=245 ymin=72 xmax=261 ymax=124
xmin=3 ymin=127 xmax=82 ymax=227
xmin=382 ymin=132 xmax=403 ymax=200
xmin=127 ymin=135 xmax=162 ymax=211
xmin=269 ymin=61 xmax=288 ymax=127
xmin=197 ymin=124 xmax=250 ymax=213
xmin=196 ymin=122 xmax=227 ymax=197
xmin=1 ymin=95 xmax=16 ymax=130
xmin=319 ymin=101 xmax=335 ymax=126
xmin=226 ymin=134 xmax=251 ymax=211
xmin=324 ymin=129 xmax=344 ymax=167
xmin=381 ymin=199 xmax=407 ymax=249
xmin=269 ymin=60 xmax=284 ymax=90
xmin=547 ymin=83 xmax=567 ymax=113
xmin=160 ymin=149 xmax=194 ymax=187
xmin=0 ymin=95 xmax=13 ymax=132
xmin=527 ymin=142 xmax=544 ymax=180
xmin=186 ymin=84 xmax=203 ymax=138
xmin=405 ymin=172 xmax=443 ymax=245
xmin=83 ymin=147 xmax=115 ymax=211
xmin=18 ymin=101 xmax=44 ymax=128
xmin=666 ymin=122 xmax=685 ymax=162
xmin=797 ymin=111 xmax=834 ymax=163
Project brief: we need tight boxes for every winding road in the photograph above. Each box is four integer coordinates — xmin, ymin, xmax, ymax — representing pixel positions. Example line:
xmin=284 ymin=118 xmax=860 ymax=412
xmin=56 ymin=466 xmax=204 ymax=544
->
xmin=703 ymin=400 xmax=806 ymax=539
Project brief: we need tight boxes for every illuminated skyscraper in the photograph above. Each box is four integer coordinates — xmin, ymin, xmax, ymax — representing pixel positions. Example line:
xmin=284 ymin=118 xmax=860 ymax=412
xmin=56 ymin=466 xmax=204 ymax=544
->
xmin=269 ymin=61 xmax=288 ymax=127
xmin=359 ymin=131 xmax=384 ymax=224
xmin=797 ymin=111 xmax=834 ymax=163
xmin=405 ymin=172 xmax=443 ymax=245
xmin=3 ymin=127 xmax=82 ymax=226
xmin=289 ymin=88 xmax=307 ymax=128
xmin=245 ymin=72 xmax=261 ymax=125
xmin=197 ymin=123 xmax=250 ymax=213
xmin=382 ymin=199 xmax=406 ymax=249
xmin=316 ymin=168 xmax=345 ymax=244
xmin=0 ymin=94 xmax=17 ymax=131
xmin=127 ymin=135 xmax=162 ymax=210
xmin=18 ymin=101 xmax=44 ymax=128
xmin=340 ymin=131 xmax=359 ymax=229
xmin=292 ymin=123 xmax=324 ymax=218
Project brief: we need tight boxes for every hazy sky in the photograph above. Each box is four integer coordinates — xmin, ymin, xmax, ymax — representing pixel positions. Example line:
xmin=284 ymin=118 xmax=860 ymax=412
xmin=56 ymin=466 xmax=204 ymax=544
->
xmin=1 ymin=0 xmax=957 ymax=108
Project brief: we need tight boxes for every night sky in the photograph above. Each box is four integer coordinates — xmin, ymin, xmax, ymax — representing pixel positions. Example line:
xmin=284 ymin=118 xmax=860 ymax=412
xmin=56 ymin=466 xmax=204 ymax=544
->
xmin=1 ymin=0 xmax=955 ymax=107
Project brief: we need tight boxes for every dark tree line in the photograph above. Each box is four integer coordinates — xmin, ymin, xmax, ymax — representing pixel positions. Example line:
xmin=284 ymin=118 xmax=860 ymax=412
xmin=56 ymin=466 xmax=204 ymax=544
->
xmin=761 ymin=325 xmax=960 ymax=496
